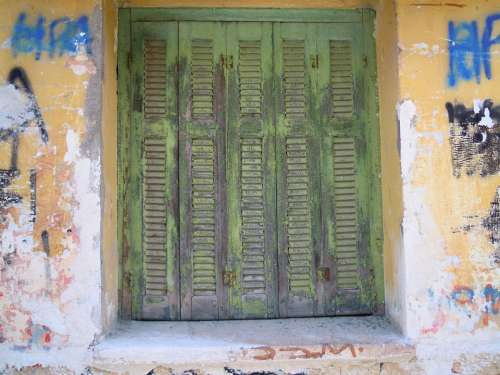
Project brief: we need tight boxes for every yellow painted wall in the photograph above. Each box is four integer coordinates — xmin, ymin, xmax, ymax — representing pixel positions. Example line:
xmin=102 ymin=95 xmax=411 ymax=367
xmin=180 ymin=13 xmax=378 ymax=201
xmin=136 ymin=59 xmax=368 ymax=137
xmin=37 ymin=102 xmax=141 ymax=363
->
xmin=0 ymin=0 xmax=104 ymax=355
xmin=396 ymin=0 xmax=500 ymax=337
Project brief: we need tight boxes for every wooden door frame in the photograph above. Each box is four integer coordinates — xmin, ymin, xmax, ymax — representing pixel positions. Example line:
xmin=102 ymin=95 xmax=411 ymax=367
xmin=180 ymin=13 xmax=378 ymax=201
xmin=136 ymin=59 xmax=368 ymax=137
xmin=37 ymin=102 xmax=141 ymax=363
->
xmin=118 ymin=7 xmax=384 ymax=320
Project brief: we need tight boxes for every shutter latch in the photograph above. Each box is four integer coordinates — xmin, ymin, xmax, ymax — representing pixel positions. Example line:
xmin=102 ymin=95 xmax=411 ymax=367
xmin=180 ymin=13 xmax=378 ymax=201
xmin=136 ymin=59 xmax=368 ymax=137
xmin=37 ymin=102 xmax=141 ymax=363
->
xmin=223 ymin=269 xmax=236 ymax=287
xmin=311 ymin=54 xmax=319 ymax=69
xmin=317 ymin=267 xmax=331 ymax=282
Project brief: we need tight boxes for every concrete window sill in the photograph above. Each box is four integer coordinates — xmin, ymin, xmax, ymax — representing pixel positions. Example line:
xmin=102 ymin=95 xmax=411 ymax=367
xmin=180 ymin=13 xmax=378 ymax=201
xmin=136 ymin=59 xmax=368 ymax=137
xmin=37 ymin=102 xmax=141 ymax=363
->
xmin=91 ymin=316 xmax=414 ymax=371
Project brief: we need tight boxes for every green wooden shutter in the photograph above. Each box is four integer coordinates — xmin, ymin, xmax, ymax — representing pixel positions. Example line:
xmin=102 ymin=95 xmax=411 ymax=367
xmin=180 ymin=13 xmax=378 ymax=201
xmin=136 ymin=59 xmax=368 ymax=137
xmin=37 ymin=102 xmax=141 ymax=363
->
xmin=129 ymin=22 xmax=179 ymax=320
xmin=274 ymin=23 xmax=323 ymax=317
xmin=179 ymin=22 xmax=227 ymax=320
xmin=121 ymin=13 xmax=381 ymax=321
xmin=226 ymin=22 xmax=278 ymax=319
xmin=316 ymin=22 xmax=374 ymax=314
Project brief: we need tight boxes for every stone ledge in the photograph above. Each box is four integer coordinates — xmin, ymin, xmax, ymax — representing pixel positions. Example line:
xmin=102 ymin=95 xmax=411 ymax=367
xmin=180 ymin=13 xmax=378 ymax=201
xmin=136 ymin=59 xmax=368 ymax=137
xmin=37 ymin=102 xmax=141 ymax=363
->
xmin=91 ymin=316 xmax=415 ymax=372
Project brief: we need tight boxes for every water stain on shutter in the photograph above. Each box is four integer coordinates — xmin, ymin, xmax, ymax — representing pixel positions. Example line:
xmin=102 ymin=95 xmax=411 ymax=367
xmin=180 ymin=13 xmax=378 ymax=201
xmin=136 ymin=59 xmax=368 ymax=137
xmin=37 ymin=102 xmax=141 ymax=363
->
xmin=332 ymin=137 xmax=360 ymax=293
xmin=283 ymin=40 xmax=306 ymax=121
xmin=239 ymin=41 xmax=262 ymax=118
xmin=191 ymin=138 xmax=217 ymax=296
xmin=330 ymin=41 xmax=354 ymax=119
xmin=144 ymin=40 xmax=167 ymax=121
xmin=286 ymin=136 xmax=313 ymax=293
xmin=191 ymin=40 xmax=214 ymax=120
xmin=143 ymin=138 xmax=168 ymax=296
xmin=240 ymin=138 xmax=266 ymax=295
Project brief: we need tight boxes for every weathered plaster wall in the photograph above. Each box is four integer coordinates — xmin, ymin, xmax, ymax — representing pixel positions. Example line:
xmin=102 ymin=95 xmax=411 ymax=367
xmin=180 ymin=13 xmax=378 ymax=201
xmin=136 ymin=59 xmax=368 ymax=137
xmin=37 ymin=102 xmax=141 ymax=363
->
xmin=0 ymin=0 xmax=104 ymax=370
xmin=396 ymin=0 xmax=499 ymax=339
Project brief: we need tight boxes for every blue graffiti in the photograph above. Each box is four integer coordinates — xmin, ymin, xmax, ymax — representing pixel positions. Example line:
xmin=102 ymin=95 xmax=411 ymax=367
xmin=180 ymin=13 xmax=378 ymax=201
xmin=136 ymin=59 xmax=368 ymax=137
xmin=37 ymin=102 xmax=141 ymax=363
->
xmin=448 ymin=13 xmax=500 ymax=87
xmin=11 ymin=13 xmax=91 ymax=60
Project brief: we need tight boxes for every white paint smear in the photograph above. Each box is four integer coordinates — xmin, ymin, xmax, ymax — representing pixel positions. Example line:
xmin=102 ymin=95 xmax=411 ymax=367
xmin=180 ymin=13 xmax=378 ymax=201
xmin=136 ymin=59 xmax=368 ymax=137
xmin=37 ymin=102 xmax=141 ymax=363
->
xmin=479 ymin=107 xmax=495 ymax=128
xmin=398 ymin=100 xmax=418 ymax=184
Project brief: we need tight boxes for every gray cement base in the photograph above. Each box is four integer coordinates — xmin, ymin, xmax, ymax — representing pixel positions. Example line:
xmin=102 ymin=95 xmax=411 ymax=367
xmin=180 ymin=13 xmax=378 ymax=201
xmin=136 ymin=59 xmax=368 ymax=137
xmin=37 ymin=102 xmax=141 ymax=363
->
xmin=87 ymin=317 xmax=497 ymax=375
xmin=2 ymin=317 xmax=499 ymax=375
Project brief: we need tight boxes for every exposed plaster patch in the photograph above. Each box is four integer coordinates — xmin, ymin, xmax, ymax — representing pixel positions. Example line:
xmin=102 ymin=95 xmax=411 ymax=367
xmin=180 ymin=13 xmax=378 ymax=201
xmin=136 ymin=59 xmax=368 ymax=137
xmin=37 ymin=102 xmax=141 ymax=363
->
xmin=0 ymin=84 xmax=35 ymax=131
xmin=409 ymin=42 xmax=442 ymax=57
xmin=64 ymin=130 xmax=80 ymax=164
xmin=1 ymin=37 xmax=11 ymax=49
xmin=65 ymin=55 xmax=97 ymax=76
xmin=397 ymin=100 xmax=418 ymax=184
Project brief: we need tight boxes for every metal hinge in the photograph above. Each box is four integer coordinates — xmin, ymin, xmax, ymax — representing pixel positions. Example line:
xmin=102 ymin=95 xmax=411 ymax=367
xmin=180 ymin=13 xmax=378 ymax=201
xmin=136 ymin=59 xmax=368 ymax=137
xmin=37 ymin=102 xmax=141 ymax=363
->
xmin=221 ymin=55 xmax=234 ymax=69
xmin=223 ymin=270 xmax=236 ymax=287
xmin=317 ymin=267 xmax=331 ymax=282
xmin=311 ymin=54 xmax=319 ymax=69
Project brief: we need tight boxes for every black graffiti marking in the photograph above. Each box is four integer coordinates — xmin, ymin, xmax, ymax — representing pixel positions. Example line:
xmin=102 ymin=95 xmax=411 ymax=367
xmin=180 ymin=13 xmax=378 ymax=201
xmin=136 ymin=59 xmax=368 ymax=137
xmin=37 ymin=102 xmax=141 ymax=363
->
xmin=41 ymin=230 xmax=50 ymax=256
xmin=483 ymin=189 xmax=500 ymax=245
xmin=0 ymin=191 xmax=22 ymax=209
xmin=0 ymin=68 xmax=48 ymax=212
xmin=446 ymin=100 xmax=500 ymax=127
xmin=0 ymin=169 xmax=21 ymax=209
xmin=446 ymin=101 xmax=500 ymax=177
xmin=5 ymin=67 xmax=48 ymax=144
xmin=29 ymin=169 xmax=36 ymax=222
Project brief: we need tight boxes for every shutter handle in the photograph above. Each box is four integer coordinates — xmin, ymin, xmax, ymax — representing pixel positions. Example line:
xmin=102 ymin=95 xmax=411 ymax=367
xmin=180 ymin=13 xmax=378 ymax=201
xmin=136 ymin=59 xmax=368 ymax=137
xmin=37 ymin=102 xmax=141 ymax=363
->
xmin=317 ymin=267 xmax=331 ymax=282
xmin=223 ymin=270 xmax=236 ymax=287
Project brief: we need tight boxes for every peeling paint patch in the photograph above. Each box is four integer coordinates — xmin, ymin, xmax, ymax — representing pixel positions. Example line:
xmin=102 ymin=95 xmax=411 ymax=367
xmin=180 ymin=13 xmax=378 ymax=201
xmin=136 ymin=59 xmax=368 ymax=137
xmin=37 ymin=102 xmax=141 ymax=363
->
xmin=0 ymin=84 xmax=35 ymax=130
xmin=397 ymin=100 xmax=418 ymax=184
xmin=65 ymin=54 xmax=97 ymax=76
xmin=410 ymin=42 xmax=442 ymax=57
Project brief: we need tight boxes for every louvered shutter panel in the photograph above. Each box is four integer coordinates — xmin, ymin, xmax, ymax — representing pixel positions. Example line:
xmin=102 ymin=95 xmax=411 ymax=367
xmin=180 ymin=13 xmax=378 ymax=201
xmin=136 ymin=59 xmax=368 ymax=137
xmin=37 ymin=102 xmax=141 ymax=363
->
xmin=128 ymin=22 xmax=179 ymax=320
xmin=179 ymin=22 xmax=226 ymax=320
xmin=123 ymin=18 xmax=379 ymax=321
xmin=316 ymin=22 xmax=374 ymax=314
xmin=274 ymin=24 xmax=322 ymax=317
xmin=226 ymin=22 xmax=278 ymax=319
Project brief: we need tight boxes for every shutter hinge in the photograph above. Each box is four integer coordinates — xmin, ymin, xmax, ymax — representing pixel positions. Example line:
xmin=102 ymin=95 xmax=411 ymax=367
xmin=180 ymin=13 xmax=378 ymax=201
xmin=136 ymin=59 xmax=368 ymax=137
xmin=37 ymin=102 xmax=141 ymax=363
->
xmin=311 ymin=54 xmax=319 ymax=69
xmin=317 ymin=267 xmax=331 ymax=282
xmin=223 ymin=270 xmax=236 ymax=287
xmin=127 ymin=52 xmax=132 ymax=68
xmin=363 ymin=55 xmax=368 ymax=67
